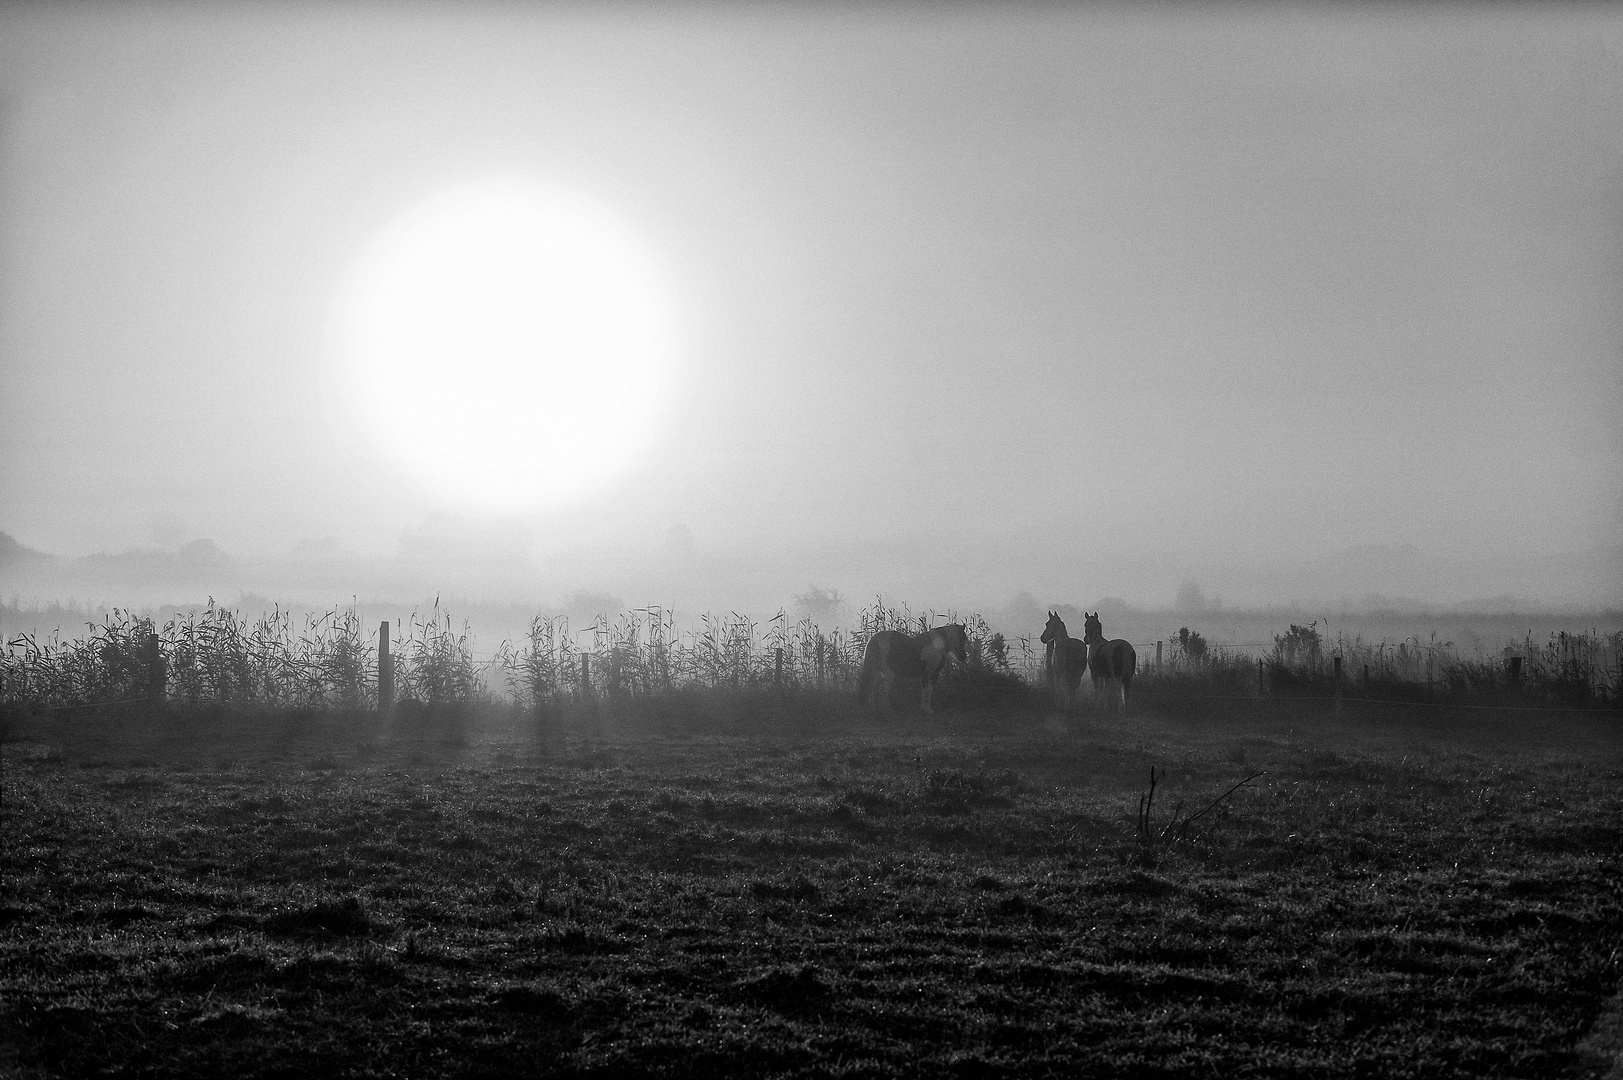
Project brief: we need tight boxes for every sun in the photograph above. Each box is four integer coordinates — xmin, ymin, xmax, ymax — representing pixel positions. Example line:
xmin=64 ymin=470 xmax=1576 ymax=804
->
xmin=332 ymin=179 xmax=680 ymax=511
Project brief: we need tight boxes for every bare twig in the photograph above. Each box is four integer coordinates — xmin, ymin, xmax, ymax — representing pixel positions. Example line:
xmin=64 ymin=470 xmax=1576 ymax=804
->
xmin=1137 ymin=767 xmax=1265 ymax=846
xmin=1136 ymin=766 xmax=1159 ymax=841
xmin=1176 ymin=770 xmax=1266 ymax=838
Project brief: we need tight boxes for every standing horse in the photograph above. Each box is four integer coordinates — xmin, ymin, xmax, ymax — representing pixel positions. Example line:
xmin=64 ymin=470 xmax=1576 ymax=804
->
xmin=858 ymin=623 xmax=968 ymax=716
xmin=1039 ymin=612 xmax=1089 ymax=710
xmin=1082 ymin=612 xmax=1136 ymax=713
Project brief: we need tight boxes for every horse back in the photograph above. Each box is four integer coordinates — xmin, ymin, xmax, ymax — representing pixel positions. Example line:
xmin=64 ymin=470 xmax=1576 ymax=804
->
xmin=859 ymin=631 xmax=918 ymax=676
xmin=1057 ymin=638 xmax=1088 ymax=683
xmin=1089 ymin=639 xmax=1136 ymax=681
xmin=888 ymin=631 xmax=928 ymax=677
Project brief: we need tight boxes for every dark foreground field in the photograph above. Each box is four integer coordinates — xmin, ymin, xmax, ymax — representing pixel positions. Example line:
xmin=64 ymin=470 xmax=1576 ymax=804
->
xmin=3 ymin=698 xmax=1621 ymax=1078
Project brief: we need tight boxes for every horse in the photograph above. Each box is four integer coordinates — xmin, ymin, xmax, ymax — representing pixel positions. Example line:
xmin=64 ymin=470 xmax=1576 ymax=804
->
xmin=1039 ymin=611 xmax=1089 ymax=710
xmin=858 ymin=623 xmax=968 ymax=716
xmin=1082 ymin=612 xmax=1136 ymax=713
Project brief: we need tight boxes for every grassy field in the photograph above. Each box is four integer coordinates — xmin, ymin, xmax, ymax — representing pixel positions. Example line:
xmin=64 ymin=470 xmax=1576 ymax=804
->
xmin=3 ymin=695 xmax=1621 ymax=1078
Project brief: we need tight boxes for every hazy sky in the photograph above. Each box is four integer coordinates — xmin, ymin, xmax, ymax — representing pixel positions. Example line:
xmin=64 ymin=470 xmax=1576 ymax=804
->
xmin=2 ymin=3 xmax=1620 ymax=612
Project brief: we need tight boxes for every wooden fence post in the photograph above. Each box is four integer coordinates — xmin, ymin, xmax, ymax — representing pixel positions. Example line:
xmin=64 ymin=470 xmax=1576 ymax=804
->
xmin=377 ymin=621 xmax=393 ymax=713
xmin=1155 ymin=640 xmax=1163 ymax=673
xmin=146 ymin=632 xmax=165 ymax=703
xmin=1508 ymin=656 xmax=1523 ymax=685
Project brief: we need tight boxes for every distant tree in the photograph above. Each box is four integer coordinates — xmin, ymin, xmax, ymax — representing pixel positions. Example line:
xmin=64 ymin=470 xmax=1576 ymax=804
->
xmin=1175 ymin=581 xmax=1210 ymax=612
xmin=178 ymin=539 xmax=230 ymax=568
xmin=0 ymin=531 xmax=51 ymax=567
xmin=793 ymin=586 xmax=847 ymax=628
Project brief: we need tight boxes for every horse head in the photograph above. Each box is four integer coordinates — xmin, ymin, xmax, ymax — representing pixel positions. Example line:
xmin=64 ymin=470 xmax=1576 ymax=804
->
xmin=941 ymin=623 xmax=969 ymax=664
xmin=1082 ymin=612 xmax=1104 ymax=644
xmin=1039 ymin=611 xmax=1066 ymax=644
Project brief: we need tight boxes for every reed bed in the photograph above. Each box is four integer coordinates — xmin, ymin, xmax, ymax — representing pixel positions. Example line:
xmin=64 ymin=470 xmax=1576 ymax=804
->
xmin=0 ymin=599 xmax=1006 ymax=711
xmin=1148 ymin=619 xmax=1622 ymax=705
xmin=0 ymin=602 xmax=378 ymax=710
xmin=496 ymin=601 xmax=1020 ymax=705
xmin=3 ymin=599 xmax=1617 ymax=711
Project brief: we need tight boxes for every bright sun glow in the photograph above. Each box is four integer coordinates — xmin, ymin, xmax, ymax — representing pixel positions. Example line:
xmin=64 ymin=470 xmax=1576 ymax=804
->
xmin=334 ymin=179 xmax=679 ymax=511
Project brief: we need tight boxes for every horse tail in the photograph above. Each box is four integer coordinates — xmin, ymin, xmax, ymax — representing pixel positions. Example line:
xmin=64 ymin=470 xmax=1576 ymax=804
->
xmin=1114 ymin=641 xmax=1137 ymax=710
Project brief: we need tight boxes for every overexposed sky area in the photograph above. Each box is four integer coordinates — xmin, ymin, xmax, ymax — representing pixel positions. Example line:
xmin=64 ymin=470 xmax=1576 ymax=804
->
xmin=1 ymin=3 xmax=1620 ymax=612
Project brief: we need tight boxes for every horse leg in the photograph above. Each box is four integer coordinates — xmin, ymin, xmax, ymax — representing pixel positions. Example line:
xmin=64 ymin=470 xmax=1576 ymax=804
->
xmin=859 ymin=649 xmax=879 ymax=706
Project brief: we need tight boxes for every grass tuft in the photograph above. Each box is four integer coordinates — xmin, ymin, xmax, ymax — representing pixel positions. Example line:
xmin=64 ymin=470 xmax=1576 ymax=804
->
xmin=263 ymin=896 xmax=374 ymax=938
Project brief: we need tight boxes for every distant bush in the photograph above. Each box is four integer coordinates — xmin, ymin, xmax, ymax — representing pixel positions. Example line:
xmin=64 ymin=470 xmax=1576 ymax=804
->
xmin=1273 ymin=623 xmax=1322 ymax=671
xmin=973 ymin=631 xmax=1012 ymax=672
xmin=1175 ymin=627 xmax=1208 ymax=662
xmin=935 ymin=663 xmax=1047 ymax=713
xmin=1521 ymin=629 xmax=1622 ymax=703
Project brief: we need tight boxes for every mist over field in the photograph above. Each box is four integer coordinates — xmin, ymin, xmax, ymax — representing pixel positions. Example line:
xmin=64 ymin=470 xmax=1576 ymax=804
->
xmin=4 ymin=527 xmax=1617 ymax=669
